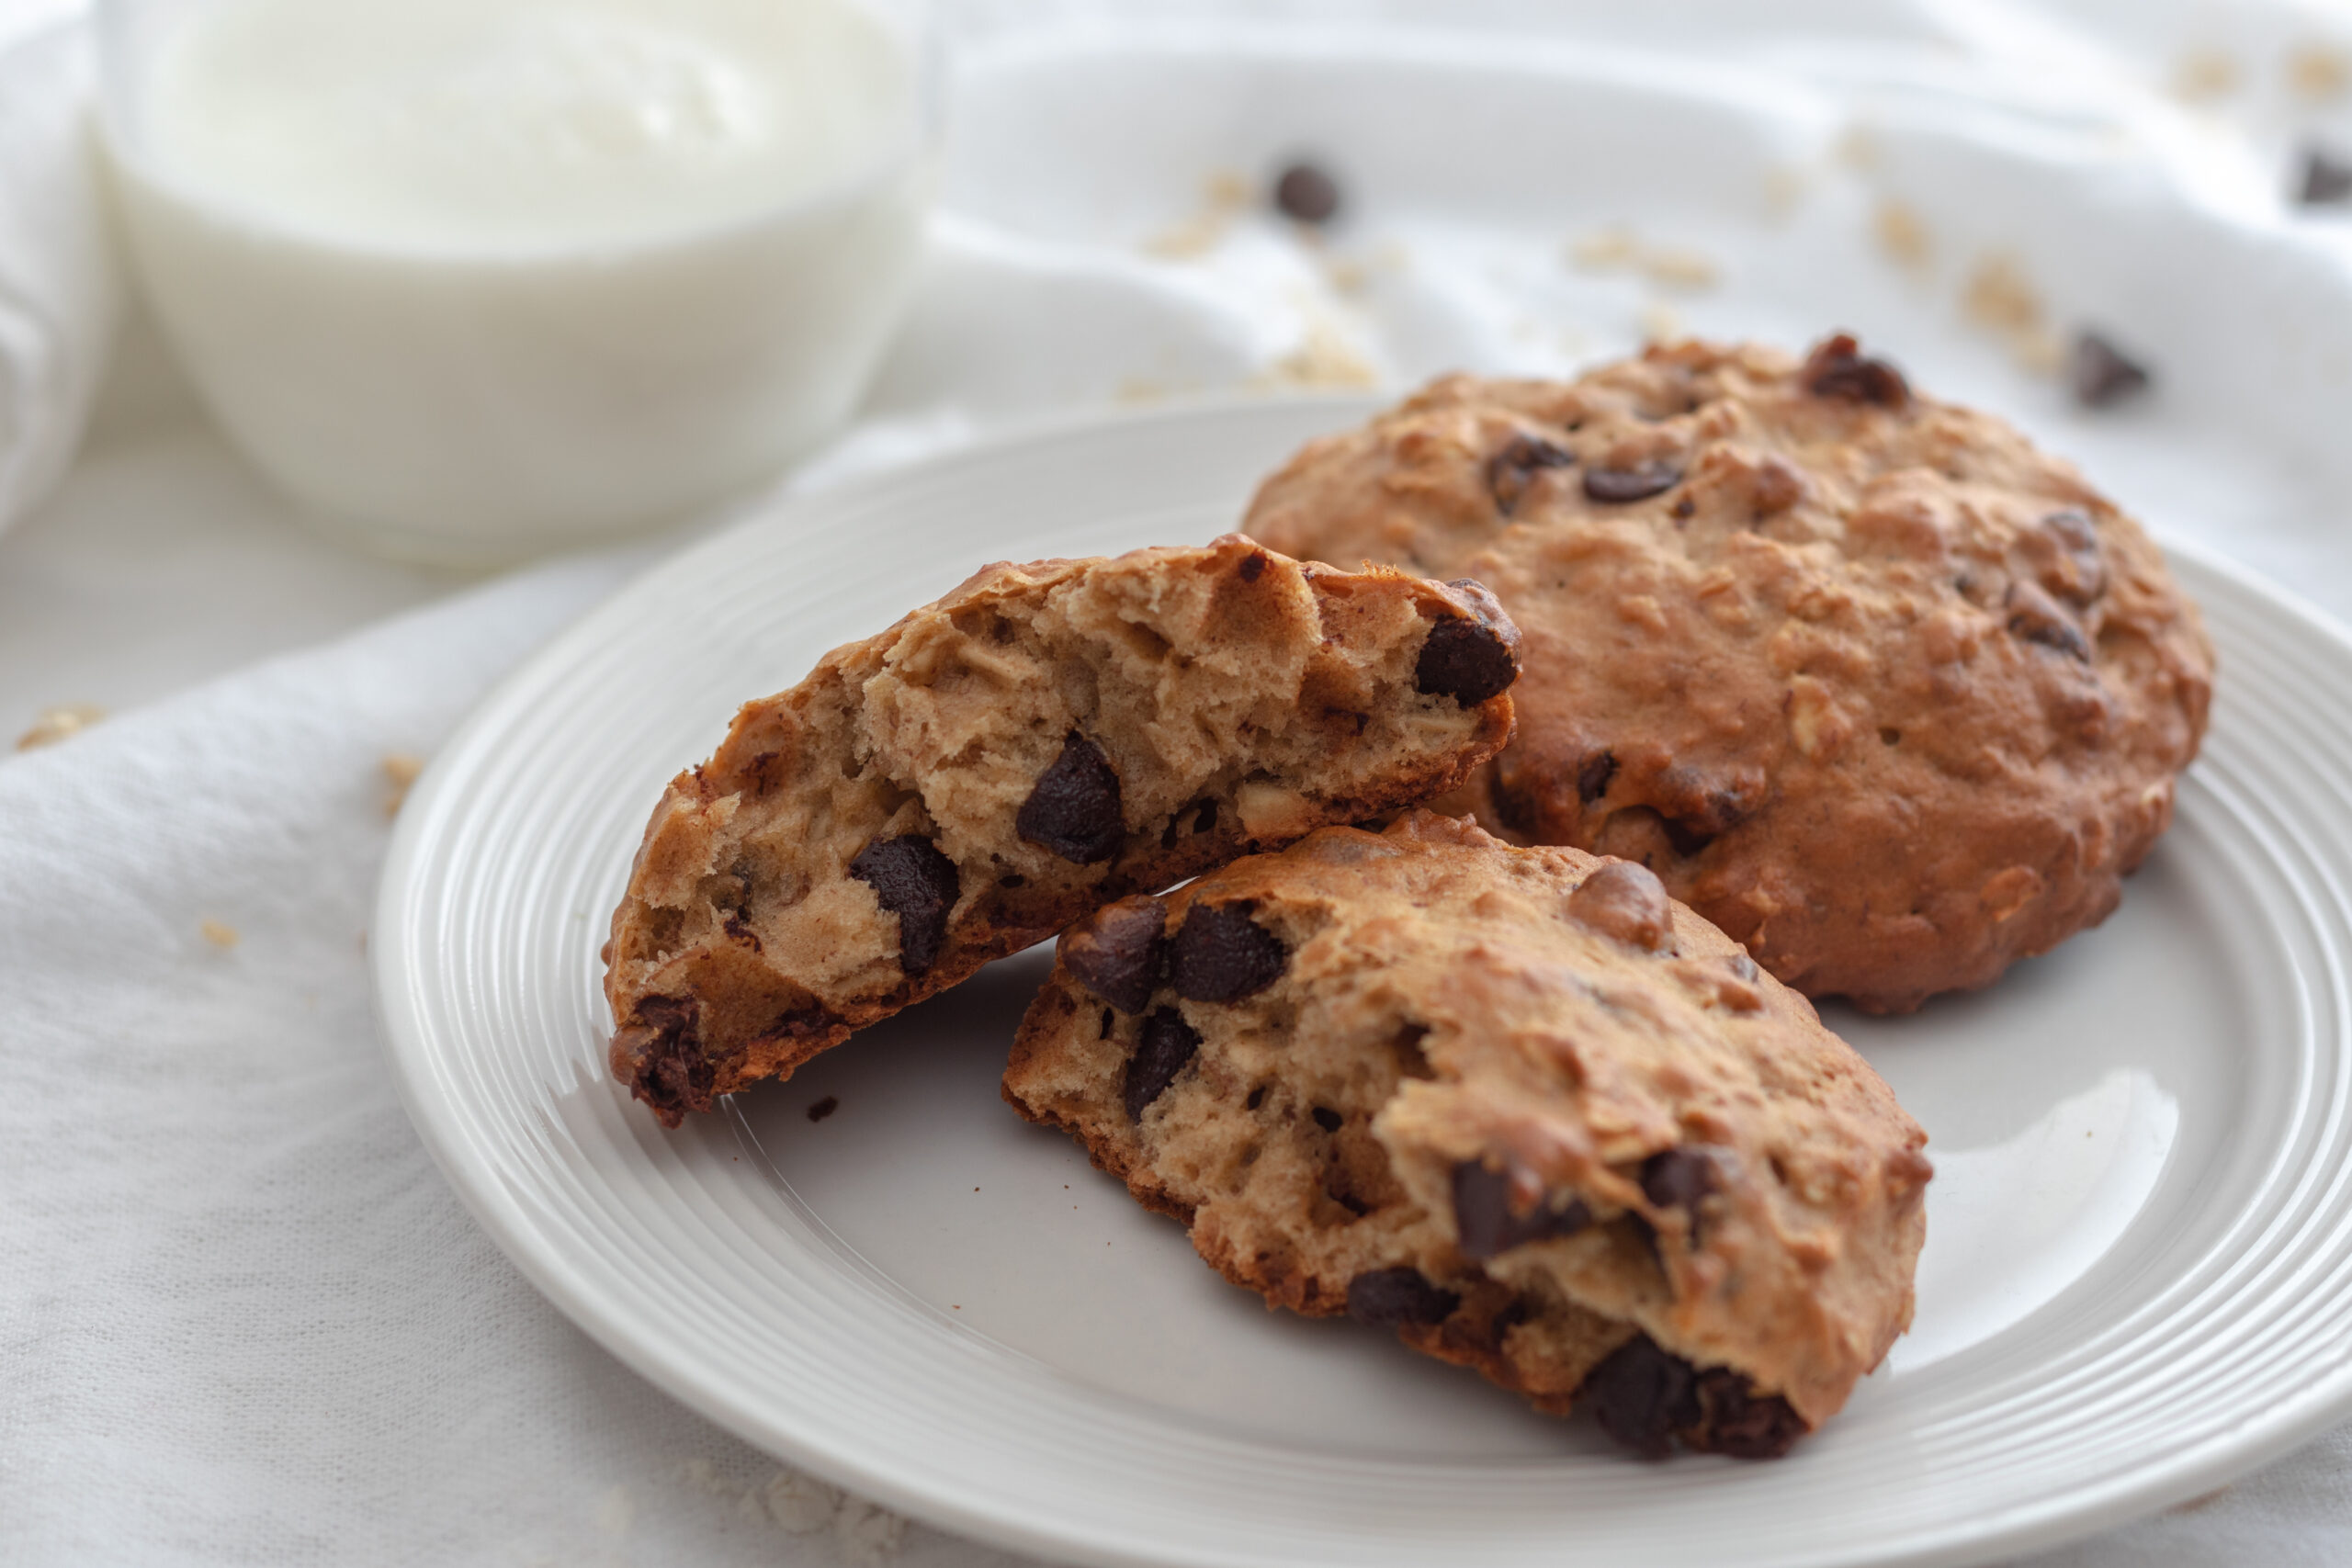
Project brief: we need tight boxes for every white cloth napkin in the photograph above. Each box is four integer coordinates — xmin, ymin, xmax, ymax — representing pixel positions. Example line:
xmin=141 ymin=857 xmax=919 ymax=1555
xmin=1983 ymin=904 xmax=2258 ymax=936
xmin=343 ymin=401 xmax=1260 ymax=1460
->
xmin=0 ymin=15 xmax=116 ymax=536
xmin=10 ymin=5 xmax=2352 ymax=1566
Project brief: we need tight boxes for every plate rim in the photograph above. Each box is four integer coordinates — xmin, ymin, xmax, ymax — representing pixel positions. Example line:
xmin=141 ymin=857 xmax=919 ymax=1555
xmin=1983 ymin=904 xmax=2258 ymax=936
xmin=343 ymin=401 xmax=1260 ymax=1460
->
xmin=375 ymin=393 xmax=2352 ymax=1568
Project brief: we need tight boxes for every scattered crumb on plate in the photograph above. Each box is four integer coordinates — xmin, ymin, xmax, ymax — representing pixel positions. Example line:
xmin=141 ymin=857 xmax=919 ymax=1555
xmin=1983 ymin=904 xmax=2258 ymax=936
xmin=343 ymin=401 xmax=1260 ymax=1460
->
xmin=199 ymin=919 xmax=240 ymax=949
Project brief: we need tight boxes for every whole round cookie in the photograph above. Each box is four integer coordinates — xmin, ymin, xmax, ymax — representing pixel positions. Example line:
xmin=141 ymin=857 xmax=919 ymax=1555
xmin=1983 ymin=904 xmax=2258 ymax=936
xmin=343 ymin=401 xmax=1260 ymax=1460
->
xmin=1242 ymin=336 xmax=2215 ymax=1011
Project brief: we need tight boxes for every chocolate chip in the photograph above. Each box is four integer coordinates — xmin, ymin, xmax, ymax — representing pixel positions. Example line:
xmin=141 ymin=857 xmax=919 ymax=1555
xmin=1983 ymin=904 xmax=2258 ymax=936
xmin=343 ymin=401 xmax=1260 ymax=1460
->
xmin=1487 ymin=770 xmax=1538 ymax=836
xmin=1586 ymin=1334 xmax=1701 ymax=1460
xmin=1245 ymin=1085 xmax=1266 ymax=1111
xmin=1312 ymin=1106 xmax=1342 ymax=1133
xmin=1567 ymin=861 xmax=1675 ymax=952
xmin=627 ymin=995 xmax=713 ymax=1122
xmin=1169 ymin=901 xmax=1288 ymax=1003
xmin=2007 ymin=580 xmax=2092 ymax=661
xmin=1577 ymin=750 xmax=1618 ymax=805
xmin=1582 ymin=460 xmax=1683 ymax=503
xmin=1016 ymin=732 xmax=1125 ymax=863
xmin=1487 ymin=434 xmax=1575 ymax=515
xmin=1654 ymin=762 xmax=1763 ymax=840
xmin=806 ymin=1095 xmax=839 ymax=1123
xmin=2299 ymin=143 xmax=2352 ymax=206
xmin=1802 ymin=333 xmax=1910 ymax=410
xmin=1124 ymin=1007 xmax=1200 ymax=1120
xmin=1634 ymin=1147 xmax=1720 ymax=1274
xmin=848 ymin=835 xmax=961 ymax=976
xmin=1415 ymin=579 xmax=1522 ymax=705
xmin=1272 ymin=161 xmax=1341 ymax=224
xmin=1650 ymin=818 xmax=1710 ymax=861
xmin=1345 ymin=1267 xmax=1460 ymax=1326
xmin=1058 ymin=895 xmax=1168 ymax=1014
xmin=1238 ymin=551 xmax=1268 ymax=582
xmin=2072 ymin=332 xmax=2151 ymax=409
xmin=1453 ymin=1160 xmax=1591 ymax=1258
xmin=1641 ymin=1147 xmax=1721 ymax=1214
xmin=2033 ymin=509 xmax=2108 ymax=606
xmin=1690 ymin=1368 xmax=1807 ymax=1460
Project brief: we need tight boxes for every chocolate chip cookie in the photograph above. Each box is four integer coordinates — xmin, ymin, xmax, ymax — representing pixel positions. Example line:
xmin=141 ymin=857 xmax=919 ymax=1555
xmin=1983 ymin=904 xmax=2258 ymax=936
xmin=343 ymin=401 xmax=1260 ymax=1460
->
xmin=605 ymin=536 xmax=1521 ymax=1126
xmin=1003 ymin=810 xmax=1929 ymax=1457
xmin=1241 ymin=336 xmax=2215 ymax=1011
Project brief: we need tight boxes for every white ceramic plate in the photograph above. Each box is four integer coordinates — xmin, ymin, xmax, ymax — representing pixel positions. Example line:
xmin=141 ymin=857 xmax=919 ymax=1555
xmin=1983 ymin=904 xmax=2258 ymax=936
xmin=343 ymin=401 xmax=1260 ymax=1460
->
xmin=379 ymin=392 xmax=2352 ymax=1568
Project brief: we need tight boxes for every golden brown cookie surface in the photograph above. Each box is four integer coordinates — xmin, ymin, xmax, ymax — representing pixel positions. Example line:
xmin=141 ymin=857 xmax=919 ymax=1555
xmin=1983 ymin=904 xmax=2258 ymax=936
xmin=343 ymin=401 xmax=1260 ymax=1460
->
xmin=605 ymin=536 xmax=1519 ymax=1125
xmin=1003 ymin=811 xmax=1930 ymax=1456
xmin=1242 ymin=337 xmax=2215 ymax=1010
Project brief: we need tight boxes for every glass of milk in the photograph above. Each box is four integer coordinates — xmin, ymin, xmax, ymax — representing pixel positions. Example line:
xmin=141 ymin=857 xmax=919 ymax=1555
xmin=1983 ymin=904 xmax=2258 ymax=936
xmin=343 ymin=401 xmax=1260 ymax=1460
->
xmin=97 ymin=0 xmax=936 ymax=565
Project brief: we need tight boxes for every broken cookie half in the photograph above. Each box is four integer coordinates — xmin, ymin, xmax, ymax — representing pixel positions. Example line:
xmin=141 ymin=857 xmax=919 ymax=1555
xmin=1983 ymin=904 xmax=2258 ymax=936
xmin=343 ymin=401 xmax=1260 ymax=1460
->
xmin=605 ymin=536 xmax=1521 ymax=1126
xmin=1002 ymin=810 xmax=1928 ymax=1457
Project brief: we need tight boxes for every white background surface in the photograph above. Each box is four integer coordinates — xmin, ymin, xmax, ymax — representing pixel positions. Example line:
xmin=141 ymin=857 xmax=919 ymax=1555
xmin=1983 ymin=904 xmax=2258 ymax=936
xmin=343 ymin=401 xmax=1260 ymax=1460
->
xmin=11 ymin=1 xmax=2352 ymax=1564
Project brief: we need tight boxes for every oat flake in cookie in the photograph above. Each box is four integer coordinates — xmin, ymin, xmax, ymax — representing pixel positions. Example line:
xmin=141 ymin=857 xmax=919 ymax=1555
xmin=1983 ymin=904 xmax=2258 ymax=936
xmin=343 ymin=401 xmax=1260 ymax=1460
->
xmin=1242 ymin=335 xmax=2215 ymax=1011
xmin=1002 ymin=811 xmax=1929 ymax=1457
xmin=604 ymin=536 xmax=1521 ymax=1126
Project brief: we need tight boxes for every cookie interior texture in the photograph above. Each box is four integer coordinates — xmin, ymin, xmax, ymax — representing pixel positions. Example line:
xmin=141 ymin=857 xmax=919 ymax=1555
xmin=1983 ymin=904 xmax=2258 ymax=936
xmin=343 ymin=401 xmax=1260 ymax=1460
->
xmin=1241 ymin=335 xmax=2216 ymax=1011
xmin=606 ymin=536 xmax=1520 ymax=1125
xmin=1002 ymin=811 xmax=1930 ymax=1458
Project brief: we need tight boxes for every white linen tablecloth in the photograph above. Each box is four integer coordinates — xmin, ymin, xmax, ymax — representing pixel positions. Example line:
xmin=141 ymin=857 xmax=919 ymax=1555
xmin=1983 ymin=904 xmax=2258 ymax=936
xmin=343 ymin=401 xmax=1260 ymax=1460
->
xmin=9 ymin=4 xmax=2352 ymax=1564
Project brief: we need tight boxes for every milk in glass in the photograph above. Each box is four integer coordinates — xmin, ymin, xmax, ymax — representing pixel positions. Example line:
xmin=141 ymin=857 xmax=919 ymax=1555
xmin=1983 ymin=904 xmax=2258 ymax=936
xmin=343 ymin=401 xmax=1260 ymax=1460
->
xmin=102 ymin=0 xmax=933 ymax=561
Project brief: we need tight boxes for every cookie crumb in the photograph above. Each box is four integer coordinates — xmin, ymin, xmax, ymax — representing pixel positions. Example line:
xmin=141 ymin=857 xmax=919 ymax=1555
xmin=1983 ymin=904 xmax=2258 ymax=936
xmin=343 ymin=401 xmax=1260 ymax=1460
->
xmin=1833 ymin=124 xmax=1882 ymax=171
xmin=806 ymin=1095 xmax=839 ymax=1122
xmin=2286 ymin=42 xmax=2350 ymax=103
xmin=1144 ymin=170 xmax=1252 ymax=260
xmin=1323 ymin=255 xmax=1370 ymax=295
xmin=382 ymin=751 xmax=424 ymax=817
xmin=1761 ymin=165 xmax=1807 ymax=221
xmin=835 ymin=1497 xmax=908 ymax=1565
xmin=1569 ymin=226 xmax=1638 ymax=273
xmin=16 ymin=703 xmax=105 ymax=750
xmin=1873 ymin=200 xmax=1931 ymax=273
xmin=1962 ymin=253 xmax=2063 ymax=374
xmin=1638 ymin=301 xmax=1684 ymax=344
xmin=1256 ymin=318 xmax=1379 ymax=389
xmin=761 ymin=1469 xmax=842 ymax=1533
xmin=2171 ymin=46 xmax=2240 ymax=102
xmin=199 ymin=919 xmax=240 ymax=949
xmin=1639 ymin=247 xmax=1719 ymax=293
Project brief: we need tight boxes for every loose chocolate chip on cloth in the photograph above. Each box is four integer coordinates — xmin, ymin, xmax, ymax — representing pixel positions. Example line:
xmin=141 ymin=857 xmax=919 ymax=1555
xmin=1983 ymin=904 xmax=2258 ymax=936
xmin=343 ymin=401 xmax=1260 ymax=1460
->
xmin=605 ymin=536 xmax=1521 ymax=1125
xmin=1003 ymin=810 xmax=1930 ymax=1457
xmin=1241 ymin=335 xmax=2214 ymax=1012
